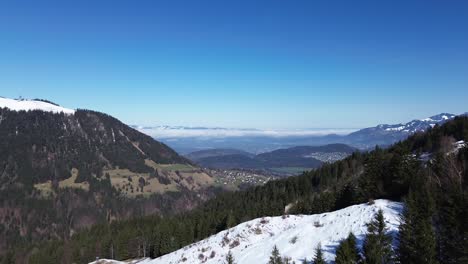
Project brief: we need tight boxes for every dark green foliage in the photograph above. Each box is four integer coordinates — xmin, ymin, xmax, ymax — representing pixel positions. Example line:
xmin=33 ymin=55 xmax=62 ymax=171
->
xmin=313 ymin=243 xmax=326 ymax=264
xmin=335 ymin=233 xmax=359 ymax=264
xmin=362 ymin=210 xmax=394 ymax=264
xmin=269 ymin=245 xmax=283 ymax=264
xmin=358 ymin=146 xmax=388 ymax=200
xmin=28 ymin=241 xmax=64 ymax=264
xmin=430 ymin=152 xmax=468 ymax=264
xmin=398 ymin=173 xmax=437 ymax=264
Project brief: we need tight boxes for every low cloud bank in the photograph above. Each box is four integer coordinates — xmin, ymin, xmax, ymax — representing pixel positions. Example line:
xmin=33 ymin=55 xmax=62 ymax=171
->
xmin=134 ymin=126 xmax=357 ymax=138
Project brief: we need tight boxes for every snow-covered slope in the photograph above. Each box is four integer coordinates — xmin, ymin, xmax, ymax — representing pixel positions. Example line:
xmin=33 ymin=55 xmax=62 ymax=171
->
xmin=91 ymin=200 xmax=402 ymax=264
xmin=356 ymin=113 xmax=456 ymax=135
xmin=0 ymin=97 xmax=75 ymax=114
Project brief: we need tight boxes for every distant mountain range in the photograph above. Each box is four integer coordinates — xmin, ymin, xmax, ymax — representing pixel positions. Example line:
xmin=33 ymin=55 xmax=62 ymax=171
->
xmin=186 ymin=144 xmax=356 ymax=175
xmin=186 ymin=148 xmax=255 ymax=161
xmin=342 ymin=113 xmax=457 ymax=148
xmin=138 ymin=113 xmax=461 ymax=153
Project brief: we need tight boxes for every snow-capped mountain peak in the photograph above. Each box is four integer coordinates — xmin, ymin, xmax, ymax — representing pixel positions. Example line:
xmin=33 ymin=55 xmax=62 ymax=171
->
xmin=361 ymin=113 xmax=456 ymax=135
xmin=420 ymin=113 xmax=454 ymax=122
xmin=0 ymin=97 xmax=75 ymax=115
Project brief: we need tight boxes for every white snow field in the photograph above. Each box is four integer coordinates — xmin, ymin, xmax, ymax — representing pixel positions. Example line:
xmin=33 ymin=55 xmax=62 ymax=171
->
xmin=90 ymin=199 xmax=402 ymax=264
xmin=0 ymin=97 xmax=75 ymax=114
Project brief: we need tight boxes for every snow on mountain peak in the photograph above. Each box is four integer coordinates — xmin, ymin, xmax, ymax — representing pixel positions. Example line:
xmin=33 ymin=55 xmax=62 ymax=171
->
xmin=0 ymin=97 xmax=75 ymax=115
xmin=90 ymin=200 xmax=402 ymax=264
xmin=378 ymin=113 xmax=456 ymax=133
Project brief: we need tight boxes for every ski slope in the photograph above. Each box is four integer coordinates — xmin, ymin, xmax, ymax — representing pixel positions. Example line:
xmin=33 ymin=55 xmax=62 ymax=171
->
xmin=91 ymin=199 xmax=402 ymax=264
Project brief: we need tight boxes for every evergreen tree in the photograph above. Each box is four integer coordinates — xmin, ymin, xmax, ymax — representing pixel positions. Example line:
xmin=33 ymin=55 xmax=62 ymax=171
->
xmin=269 ymin=245 xmax=283 ymax=264
xmin=335 ymin=232 xmax=359 ymax=264
xmin=358 ymin=147 xmax=388 ymax=201
xmin=429 ymin=151 xmax=468 ymax=264
xmin=398 ymin=177 xmax=437 ymax=264
xmin=226 ymin=212 xmax=237 ymax=228
xmin=362 ymin=210 xmax=394 ymax=264
xmin=313 ymin=243 xmax=326 ymax=264
xmin=226 ymin=250 xmax=235 ymax=264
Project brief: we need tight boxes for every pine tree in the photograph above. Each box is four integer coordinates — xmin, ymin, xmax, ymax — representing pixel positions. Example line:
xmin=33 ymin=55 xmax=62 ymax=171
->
xmin=362 ymin=210 xmax=394 ymax=264
xmin=313 ymin=243 xmax=326 ymax=264
xmin=226 ymin=250 xmax=235 ymax=264
xmin=431 ymin=153 xmax=467 ymax=263
xmin=226 ymin=212 xmax=236 ymax=228
xmin=398 ymin=177 xmax=437 ymax=264
xmin=269 ymin=245 xmax=283 ymax=264
xmin=358 ymin=147 xmax=387 ymax=201
xmin=335 ymin=232 xmax=359 ymax=264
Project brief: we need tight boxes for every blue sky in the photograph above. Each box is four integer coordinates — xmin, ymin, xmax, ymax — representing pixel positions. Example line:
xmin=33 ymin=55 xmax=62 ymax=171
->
xmin=1 ymin=0 xmax=467 ymax=129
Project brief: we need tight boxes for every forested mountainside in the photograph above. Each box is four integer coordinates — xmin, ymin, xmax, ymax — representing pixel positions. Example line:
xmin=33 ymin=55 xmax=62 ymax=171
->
xmin=22 ymin=116 xmax=468 ymax=264
xmin=0 ymin=104 xmax=218 ymax=261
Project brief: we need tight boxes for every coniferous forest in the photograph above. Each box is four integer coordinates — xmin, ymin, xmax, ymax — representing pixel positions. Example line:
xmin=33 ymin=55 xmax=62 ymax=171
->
xmin=3 ymin=116 xmax=465 ymax=263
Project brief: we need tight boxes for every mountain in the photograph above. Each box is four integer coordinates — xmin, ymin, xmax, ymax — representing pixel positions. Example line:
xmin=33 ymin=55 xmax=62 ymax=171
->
xmin=90 ymin=200 xmax=402 ymax=264
xmin=140 ymin=113 xmax=459 ymax=152
xmin=344 ymin=113 xmax=456 ymax=148
xmin=188 ymin=144 xmax=356 ymax=174
xmin=185 ymin=148 xmax=255 ymax=161
xmin=0 ymin=98 xmax=216 ymax=255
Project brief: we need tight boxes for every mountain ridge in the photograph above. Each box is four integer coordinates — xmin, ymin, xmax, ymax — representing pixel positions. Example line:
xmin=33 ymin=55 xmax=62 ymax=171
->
xmin=0 ymin=97 xmax=216 ymax=255
xmin=142 ymin=112 xmax=461 ymax=152
xmin=188 ymin=144 xmax=356 ymax=174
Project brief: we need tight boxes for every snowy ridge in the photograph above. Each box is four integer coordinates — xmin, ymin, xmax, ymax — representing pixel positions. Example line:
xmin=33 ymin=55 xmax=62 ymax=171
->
xmin=90 ymin=200 xmax=402 ymax=264
xmin=380 ymin=113 xmax=456 ymax=134
xmin=0 ymin=97 xmax=75 ymax=114
xmin=449 ymin=140 xmax=466 ymax=155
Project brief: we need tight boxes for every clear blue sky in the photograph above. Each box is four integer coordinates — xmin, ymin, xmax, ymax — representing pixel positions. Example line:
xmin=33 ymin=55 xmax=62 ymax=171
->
xmin=1 ymin=0 xmax=467 ymax=129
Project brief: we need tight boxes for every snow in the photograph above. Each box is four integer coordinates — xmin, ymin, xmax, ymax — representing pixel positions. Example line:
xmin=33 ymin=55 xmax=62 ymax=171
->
xmin=376 ymin=114 xmax=457 ymax=135
xmin=0 ymin=97 xmax=75 ymax=115
xmin=454 ymin=140 xmax=466 ymax=150
xmin=385 ymin=126 xmax=405 ymax=131
xmin=449 ymin=140 xmax=466 ymax=155
xmin=90 ymin=200 xmax=402 ymax=264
